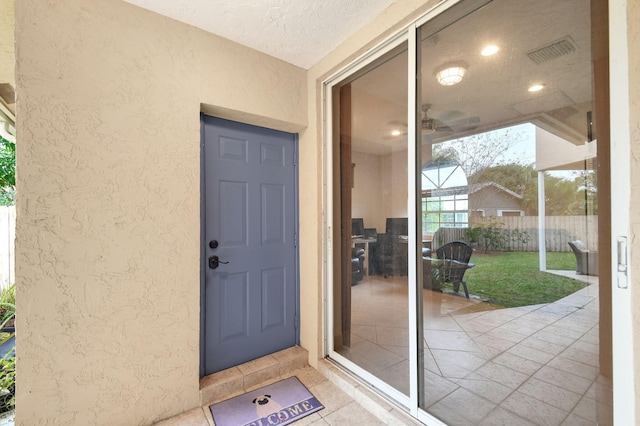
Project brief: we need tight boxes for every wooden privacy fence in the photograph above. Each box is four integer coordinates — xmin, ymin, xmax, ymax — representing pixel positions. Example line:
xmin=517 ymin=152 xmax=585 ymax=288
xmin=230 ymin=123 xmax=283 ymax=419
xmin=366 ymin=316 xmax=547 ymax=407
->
xmin=432 ymin=216 xmax=599 ymax=252
xmin=470 ymin=215 xmax=599 ymax=252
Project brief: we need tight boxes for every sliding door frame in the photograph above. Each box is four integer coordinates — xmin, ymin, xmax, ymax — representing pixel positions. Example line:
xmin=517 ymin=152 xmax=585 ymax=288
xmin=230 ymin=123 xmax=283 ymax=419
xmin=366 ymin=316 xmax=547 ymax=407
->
xmin=323 ymin=29 xmax=416 ymax=412
xmin=608 ymin=0 xmax=635 ymax=423
xmin=321 ymin=0 xmax=634 ymax=423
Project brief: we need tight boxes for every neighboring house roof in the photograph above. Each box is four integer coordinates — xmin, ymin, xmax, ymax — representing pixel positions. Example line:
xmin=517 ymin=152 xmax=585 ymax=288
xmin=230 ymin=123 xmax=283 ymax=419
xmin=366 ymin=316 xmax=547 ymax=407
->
xmin=469 ymin=182 xmax=524 ymax=200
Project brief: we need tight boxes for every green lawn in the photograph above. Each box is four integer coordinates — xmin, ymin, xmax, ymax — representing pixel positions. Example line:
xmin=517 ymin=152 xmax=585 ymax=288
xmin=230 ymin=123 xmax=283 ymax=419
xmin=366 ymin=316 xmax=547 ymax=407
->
xmin=462 ymin=251 xmax=586 ymax=308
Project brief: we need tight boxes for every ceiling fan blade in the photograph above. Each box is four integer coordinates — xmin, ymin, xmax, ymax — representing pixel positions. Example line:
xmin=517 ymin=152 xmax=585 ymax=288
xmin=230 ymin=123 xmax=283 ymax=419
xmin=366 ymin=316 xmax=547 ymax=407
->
xmin=387 ymin=120 xmax=408 ymax=127
xmin=421 ymin=118 xmax=452 ymax=133
xmin=446 ymin=116 xmax=480 ymax=132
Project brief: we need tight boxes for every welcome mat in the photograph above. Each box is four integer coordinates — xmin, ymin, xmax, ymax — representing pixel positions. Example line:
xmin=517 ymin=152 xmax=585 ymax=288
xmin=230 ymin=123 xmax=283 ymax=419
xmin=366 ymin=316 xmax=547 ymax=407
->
xmin=209 ymin=376 xmax=324 ymax=426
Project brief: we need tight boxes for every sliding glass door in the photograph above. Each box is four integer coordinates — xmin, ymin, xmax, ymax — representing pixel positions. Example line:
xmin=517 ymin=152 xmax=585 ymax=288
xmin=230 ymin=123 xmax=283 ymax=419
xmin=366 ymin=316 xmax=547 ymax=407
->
xmin=416 ymin=1 xmax=611 ymax=424
xmin=327 ymin=0 xmax=611 ymax=424
xmin=330 ymin=43 xmax=411 ymax=397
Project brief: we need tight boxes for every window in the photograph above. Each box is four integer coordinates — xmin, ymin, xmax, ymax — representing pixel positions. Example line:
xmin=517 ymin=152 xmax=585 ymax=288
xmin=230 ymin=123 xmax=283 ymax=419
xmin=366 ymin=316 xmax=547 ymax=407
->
xmin=422 ymin=162 xmax=468 ymax=232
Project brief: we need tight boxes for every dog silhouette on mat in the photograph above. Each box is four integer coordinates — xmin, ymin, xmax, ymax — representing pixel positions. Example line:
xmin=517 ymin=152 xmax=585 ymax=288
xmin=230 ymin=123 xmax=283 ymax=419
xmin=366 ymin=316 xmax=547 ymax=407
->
xmin=252 ymin=394 xmax=284 ymax=419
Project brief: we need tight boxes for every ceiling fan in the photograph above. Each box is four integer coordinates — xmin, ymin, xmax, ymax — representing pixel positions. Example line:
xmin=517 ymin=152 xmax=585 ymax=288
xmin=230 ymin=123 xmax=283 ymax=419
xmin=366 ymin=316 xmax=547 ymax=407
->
xmin=421 ymin=104 xmax=453 ymax=133
xmin=422 ymin=104 xmax=481 ymax=135
xmin=384 ymin=104 xmax=481 ymax=139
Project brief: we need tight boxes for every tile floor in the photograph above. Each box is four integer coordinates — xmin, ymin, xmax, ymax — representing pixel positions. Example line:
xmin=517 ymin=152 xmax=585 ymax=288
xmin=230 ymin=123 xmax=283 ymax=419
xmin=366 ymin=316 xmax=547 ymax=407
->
xmin=155 ymin=269 xmax=611 ymax=426
xmin=339 ymin=270 xmax=613 ymax=425
xmin=157 ymin=348 xmax=421 ymax=426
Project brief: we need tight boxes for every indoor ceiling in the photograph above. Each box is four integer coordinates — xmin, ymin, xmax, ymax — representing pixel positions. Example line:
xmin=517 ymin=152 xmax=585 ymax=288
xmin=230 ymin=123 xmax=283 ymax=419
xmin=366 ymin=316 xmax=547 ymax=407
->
xmin=122 ymin=0 xmax=396 ymax=69
xmin=350 ymin=0 xmax=594 ymax=155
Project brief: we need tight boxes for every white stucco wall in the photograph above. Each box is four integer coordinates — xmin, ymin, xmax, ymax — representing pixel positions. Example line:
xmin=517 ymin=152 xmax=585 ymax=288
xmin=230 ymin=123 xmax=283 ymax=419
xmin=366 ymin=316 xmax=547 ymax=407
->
xmin=14 ymin=0 xmax=305 ymax=424
xmin=352 ymin=151 xmax=385 ymax=232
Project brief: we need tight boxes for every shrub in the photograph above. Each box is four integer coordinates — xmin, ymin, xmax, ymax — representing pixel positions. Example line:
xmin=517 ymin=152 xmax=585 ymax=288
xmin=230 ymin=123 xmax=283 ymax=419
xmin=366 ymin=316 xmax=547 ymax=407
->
xmin=470 ymin=220 xmax=530 ymax=252
xmin=0 ymin=284 xmax=15 ymax=413
xmin=0 ymin=354 xmax=14 ymax=413
xmin=0 ymin=284 xmax=15 ymax=329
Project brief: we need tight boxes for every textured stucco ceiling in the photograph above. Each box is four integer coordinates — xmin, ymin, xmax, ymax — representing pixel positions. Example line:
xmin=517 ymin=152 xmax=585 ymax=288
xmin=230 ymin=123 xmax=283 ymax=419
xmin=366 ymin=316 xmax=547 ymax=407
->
xmin=122 ymin=0 xmax=396 ymax=69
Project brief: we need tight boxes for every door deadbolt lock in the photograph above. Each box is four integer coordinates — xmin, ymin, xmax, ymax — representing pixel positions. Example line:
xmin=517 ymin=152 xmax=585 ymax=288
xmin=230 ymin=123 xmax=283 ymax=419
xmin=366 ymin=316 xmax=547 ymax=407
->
xmin=208 ymin=255 xmax=229 ymax=269
xmin=209 ymin=240 xmax=219 ymax=249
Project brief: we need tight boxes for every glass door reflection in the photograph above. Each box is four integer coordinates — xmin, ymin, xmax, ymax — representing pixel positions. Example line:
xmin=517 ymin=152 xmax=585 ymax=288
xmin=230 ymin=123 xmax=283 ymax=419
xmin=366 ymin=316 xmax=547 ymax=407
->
xmin=332 ymin=45 xmax=411 ymax=395
xmin=417 ymin=0 xmax=611 ymax=424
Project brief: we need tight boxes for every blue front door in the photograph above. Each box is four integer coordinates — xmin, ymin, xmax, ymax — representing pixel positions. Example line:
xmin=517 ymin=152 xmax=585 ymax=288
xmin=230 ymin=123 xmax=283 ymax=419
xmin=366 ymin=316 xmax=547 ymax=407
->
xmin=202 ymin=115 xmax=298 ymax=375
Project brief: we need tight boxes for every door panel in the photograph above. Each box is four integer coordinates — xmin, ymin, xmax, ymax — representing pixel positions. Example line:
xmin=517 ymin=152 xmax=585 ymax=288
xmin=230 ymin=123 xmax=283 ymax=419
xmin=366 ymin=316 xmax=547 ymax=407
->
xmin=202 ymin=115 xmax=297 ymax=375
xmin=219 ymin=272 xmax=248 ymax=341
xmin=219 ymin=181 xmax=247 ymax=246
xmin=262 ymin=267 xmax=287 ymax=330
xmin=262 ymin=184 xmax=285 ymax=244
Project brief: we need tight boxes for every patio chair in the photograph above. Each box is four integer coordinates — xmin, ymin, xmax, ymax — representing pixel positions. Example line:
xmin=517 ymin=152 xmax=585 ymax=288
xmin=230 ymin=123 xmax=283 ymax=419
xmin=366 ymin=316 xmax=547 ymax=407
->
xmin=431 ymin=241 xmax=475 ymax=298
xmin=351 ymin=248 xmax=365 ymax=284
xmin=568 ymin=240 xmax=599 ymax=276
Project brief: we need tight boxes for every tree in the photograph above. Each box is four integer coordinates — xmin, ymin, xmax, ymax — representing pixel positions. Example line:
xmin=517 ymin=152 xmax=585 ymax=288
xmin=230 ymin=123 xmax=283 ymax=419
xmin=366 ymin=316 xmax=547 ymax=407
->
xmin=432 ymin=126 xmax=528 ymax=180
xmin=573 ymin=169 xmax=598 ymax=215
xmin=544 ymin=175 xmax=581 ymax=215
xmin=0 ymin=135 xmax=15 ymax=206
xmin=428 ymin=125 xmax=598 ymax=218
xmin=473 ymin=163 xmax=536 ymax=194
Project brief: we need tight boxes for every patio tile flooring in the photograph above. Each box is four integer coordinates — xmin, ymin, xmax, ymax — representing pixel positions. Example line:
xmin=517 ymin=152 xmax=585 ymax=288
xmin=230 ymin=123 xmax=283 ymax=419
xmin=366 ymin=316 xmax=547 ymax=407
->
xmin=340 ymin=269 xmax=612 ymax=425
xmin=155 ymin=269 xmax=610 ymax=426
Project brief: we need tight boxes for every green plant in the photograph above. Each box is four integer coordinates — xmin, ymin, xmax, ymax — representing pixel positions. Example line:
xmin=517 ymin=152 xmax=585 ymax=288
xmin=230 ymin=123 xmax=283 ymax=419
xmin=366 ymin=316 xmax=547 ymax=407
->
xmin=0 ymin=284 xmax=15 ymax=329
xmin=466 ymin=226 xmax=481 ymax=244
xmin=475 ymin=220 xmax=507 ymax=252
xmin=0 ymin=135 xmax=15 ymax=207
xmin=0 ymin=353 xmax=14 ymax=413
xmin=471 ymin=221 xmax=530 ymax=252
xmin=0 ymin=284 xmax=15 ymax=413
xmin=504 ymin=227 xmax=530 ymax=251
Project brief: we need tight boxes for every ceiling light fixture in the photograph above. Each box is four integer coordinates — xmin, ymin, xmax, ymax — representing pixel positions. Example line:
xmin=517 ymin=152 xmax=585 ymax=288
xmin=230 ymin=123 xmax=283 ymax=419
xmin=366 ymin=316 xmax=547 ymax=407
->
xmin=435 ymin=63 xmax=467 ymax=86
xmin=391 ymin=130 xmax=402 ymax=136
xmin=528 ymin=84 xmax=545 ymax=92
xmin=481 ymin=45 xmax=499 ymax=56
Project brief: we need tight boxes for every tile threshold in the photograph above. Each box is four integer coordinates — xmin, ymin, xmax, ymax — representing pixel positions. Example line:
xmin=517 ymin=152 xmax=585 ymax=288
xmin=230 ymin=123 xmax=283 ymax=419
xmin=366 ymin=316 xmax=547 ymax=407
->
xmin=200 ymin=345 xmax=309 ymax=407
xmin=155 ymin=346 xmax=422 ymax=425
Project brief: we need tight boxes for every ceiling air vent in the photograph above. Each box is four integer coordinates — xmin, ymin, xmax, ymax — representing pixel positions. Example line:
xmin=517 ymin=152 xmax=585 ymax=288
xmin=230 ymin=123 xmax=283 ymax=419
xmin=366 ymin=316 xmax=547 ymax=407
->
xmin=526 ymin=37 xmax=576 ymax=64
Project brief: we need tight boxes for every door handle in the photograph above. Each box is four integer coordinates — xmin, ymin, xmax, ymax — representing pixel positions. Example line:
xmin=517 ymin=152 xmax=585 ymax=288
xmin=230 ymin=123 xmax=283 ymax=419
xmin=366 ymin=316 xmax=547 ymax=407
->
xmin=209 ymin=255 xmax=229 ymax=269
xmin=617 ymin=236 xmax=628 ymax=289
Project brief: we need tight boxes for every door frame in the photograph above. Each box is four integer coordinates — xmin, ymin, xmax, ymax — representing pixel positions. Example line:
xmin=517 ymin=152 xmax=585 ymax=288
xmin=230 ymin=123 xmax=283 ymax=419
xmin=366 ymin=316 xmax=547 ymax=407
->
xmin=323 ymin=29 xmax=418 ymax=413
xmin=199 ymin=114 xmax=301 ymax=378
xmin=608 ymin=0 xmax=635 ymax=422
xmin=321 ymin=0 xmax=635 ymax=423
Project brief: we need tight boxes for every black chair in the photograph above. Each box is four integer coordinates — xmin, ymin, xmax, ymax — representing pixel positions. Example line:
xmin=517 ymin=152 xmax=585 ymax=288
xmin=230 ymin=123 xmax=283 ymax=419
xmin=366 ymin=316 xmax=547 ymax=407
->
xmin=351 ymin=218 xmax=365 ymax=237
xmin=371 ymin=233 xmax=408 ymax=278
xmin=375 ymin=233 xmax=396 ymax=278
xmin=430 ymin=241 xmax=474 ymax=298
xmin=351 ymin=248 xmax=365 ymax=284
xmin=363 ymin=228 xmax=377 ymax=239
